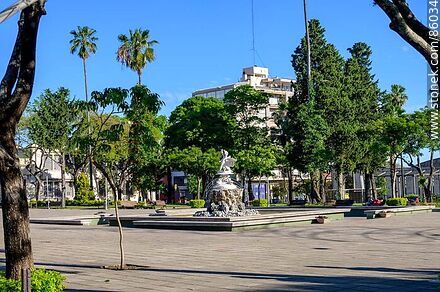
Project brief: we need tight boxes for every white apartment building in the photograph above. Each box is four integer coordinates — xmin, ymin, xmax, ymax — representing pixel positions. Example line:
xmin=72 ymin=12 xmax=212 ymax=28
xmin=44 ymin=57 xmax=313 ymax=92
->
xmin=193 ymin=66 xmax=295 ymax=129
xmin=18 ymin=146 xmax=75 ymax=201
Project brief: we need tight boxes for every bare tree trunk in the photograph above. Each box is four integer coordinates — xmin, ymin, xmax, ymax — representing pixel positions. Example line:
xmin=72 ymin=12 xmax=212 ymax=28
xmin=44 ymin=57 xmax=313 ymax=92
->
xmin=137 ymin=71 xmax=142 ymax=85
xmin=371 ymin=173 xmax=378 ymax=199
xmin=319 ymin=171 xmax=326 ymax=203
xmin=60 ymin=152 xmax=66 ymax=207
xmin=364 ymin=172 xmax=372 ymax=201
xmin=196 ymin=177 xmax=201 ymax=200
xmin=426 ymin=150 xmax=435 ymax=202
xmin=35 ymin=176 xmax=41 ymax=201
xmin=112 ymin=187 xmax=125 ymax=269
xmin=390 ymin=155 xmax=396 ymax=198
xmin=337 ymin=172 xmax=345 ymax=199
xmin=247 ymin=177 xmax=254 ymax=201
xmin=0 ymin=2 xmax=45 ymax=280
xmin=287 ymin=168 xmax=294 ymax=203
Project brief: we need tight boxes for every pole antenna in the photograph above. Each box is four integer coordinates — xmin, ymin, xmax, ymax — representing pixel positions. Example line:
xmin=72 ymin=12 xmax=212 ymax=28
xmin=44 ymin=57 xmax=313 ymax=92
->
xmin=303 ymin=0 xmax=312 ymax=100
xmin=251 ymin=0 xmax=256 ymax=66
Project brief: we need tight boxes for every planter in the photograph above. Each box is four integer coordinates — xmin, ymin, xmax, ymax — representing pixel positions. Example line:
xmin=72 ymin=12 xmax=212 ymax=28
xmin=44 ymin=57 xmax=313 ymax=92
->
xmin=290 ymin=199 xmax=307 ymax=206
xmin=335 ymin=199 xmax=354 ymax=206
xmin=315 ymin=216 xmax=329 ymax=224
xmin=324 ymin=200 xmax=336 ymax=206
xmin=377 ymin=211 xmax=392 ymax=218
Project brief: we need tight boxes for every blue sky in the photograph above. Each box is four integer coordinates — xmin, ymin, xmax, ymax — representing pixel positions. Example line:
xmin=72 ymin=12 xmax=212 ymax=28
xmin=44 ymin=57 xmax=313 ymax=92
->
xmin=0 ymin=0 xmax=428 ymax=117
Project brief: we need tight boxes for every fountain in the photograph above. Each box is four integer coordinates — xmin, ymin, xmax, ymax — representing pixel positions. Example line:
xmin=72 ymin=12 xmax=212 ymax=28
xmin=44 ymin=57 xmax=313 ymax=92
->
xmin=194 ymin=150 xmax=259 ymax=217
xmin=109 ymin=150 xmax=349 ymax=231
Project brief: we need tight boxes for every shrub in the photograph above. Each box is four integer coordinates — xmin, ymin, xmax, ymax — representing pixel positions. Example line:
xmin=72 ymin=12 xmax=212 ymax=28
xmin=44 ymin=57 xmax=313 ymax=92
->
xmin=74 ymin=172 xmax=95 ymax=203
xmin=252 ymin=199 xmax=268 ymax=207
xmin=386 ymin=197 xmax=408 ymax=206
xmin=0 ymin=269 xmax=65 ymax=292
xmin=189 ymin=199 xmax=205 ymax=208
xmin=405 ymin=194 xmax=418 ymax=199
xmin=66 ymin=199 xmax=103 ymax=207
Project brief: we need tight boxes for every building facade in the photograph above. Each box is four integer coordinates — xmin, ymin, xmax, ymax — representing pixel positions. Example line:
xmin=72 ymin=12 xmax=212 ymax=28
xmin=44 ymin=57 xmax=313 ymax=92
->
xmin=18 ymin=146 xmax=75 ymax=201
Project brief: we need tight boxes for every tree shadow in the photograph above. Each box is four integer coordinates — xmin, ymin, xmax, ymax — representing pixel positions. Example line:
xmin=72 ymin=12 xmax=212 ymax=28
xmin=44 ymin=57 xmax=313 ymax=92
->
xmin=21 ymin=261 xmax=440 ymax=291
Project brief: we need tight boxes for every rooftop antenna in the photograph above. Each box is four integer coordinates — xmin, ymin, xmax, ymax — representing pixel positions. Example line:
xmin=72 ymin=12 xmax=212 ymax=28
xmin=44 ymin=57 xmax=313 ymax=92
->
xmin=251 ymin=0 xmax=256 ymax=66
xmin=303 ymin=0 xmax=312 ymax=100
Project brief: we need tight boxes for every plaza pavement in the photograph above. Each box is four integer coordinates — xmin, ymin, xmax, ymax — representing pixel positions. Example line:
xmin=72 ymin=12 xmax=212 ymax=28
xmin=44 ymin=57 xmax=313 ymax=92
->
xmin=1 ymin=209 xmax=439 ymax=291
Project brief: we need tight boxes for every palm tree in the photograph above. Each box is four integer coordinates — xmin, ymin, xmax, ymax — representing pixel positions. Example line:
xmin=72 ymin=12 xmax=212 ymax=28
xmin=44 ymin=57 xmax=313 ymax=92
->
xmin=69 ymin=26 xmax=98 ymax=190
xmin=117 ymin=28 xmax=158 ymax=85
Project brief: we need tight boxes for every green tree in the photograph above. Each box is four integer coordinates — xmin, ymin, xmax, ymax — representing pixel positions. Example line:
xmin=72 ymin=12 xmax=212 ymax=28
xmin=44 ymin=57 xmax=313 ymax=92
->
xmin=402 ymin=108 xmax=440 ymax=201
xmin=166 ymin=96 xmax=234 ymax=151
xmin=127 ymin=86 xmax=166 ymax=200
xmin=117 ymin=28 xmax=158 ymax=85
xmin=78 ymin=85 xmax=163 ymax=269
xmin=224 ymin=85 xmax=270 ymax=200
xmin=74 ymin=172 xmax=95 ymax=203
xmin=379 ymin=84 xmax=409 ymax=198
xmin=224 ymin=85 xmax=269 ymax=149
xmin=28 ymin=88 xmax=79 ymax=207
xmin=167 ymin=147 xmax=220 ymax=199
xmin=235 ymin=145 xmax=277 ymax=200
xmin=344 ymin=42 xmax=384 ymax=200
xmin=289 ymin=19 xmax=344 ymax=201
xmin=69 ymin=26 xmax=98 ymax=192
xmin=69 ymin=26 xmax=98 ymax=103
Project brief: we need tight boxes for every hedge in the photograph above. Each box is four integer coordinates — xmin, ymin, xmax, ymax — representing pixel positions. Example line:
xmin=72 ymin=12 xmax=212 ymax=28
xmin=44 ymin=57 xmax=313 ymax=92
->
xmin=252 ymin=199 xmax=268 ymax=207
xmin=386 ymin=197 xmax=408 ymax=206
xmin=189 ymin=199 xmax=205 ymax=208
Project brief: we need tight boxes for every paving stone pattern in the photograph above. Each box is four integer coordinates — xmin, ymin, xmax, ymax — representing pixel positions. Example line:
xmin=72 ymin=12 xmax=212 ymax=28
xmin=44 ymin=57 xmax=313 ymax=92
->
xmin=1 ymin=209 xmax=439 ymax=291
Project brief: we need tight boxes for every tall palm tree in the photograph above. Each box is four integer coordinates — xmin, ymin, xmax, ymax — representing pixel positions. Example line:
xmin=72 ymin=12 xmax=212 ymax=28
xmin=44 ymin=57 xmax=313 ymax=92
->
xmin=69 ymin=26 xmax=98 ymax=102
xmin=117 ymin=28 xmax=158 ymax=85
xmin=69 ymin=26 xmax=98 ymax=190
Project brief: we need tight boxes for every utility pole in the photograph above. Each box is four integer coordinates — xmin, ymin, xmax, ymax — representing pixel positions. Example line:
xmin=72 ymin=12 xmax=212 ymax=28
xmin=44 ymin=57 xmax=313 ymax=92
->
xmin=303 ymin=0 xmax=312 ymax=100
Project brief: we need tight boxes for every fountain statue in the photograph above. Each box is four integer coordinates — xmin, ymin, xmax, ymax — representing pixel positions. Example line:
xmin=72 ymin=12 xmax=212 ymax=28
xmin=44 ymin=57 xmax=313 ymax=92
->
xmin=194 ymin=150 xmax=259 ymax=217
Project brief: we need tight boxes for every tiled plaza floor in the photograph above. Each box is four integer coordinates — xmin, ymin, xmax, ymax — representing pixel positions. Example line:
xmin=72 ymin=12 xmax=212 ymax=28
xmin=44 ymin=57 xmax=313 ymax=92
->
xmin=1 ymin=209 xmax=439 ymax=291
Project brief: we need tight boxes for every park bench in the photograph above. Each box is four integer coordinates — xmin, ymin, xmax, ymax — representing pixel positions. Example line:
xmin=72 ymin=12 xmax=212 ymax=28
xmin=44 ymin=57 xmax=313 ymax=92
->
xmin=119 ymin=201 xmax=137 ymax=209
xmin=154 ymin=200 xmax=166 ymax=208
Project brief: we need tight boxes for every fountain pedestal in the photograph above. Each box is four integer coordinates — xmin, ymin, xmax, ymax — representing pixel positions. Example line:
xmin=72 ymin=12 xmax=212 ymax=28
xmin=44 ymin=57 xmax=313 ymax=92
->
xmin=195 ymin=171 xmax=258 ymax=217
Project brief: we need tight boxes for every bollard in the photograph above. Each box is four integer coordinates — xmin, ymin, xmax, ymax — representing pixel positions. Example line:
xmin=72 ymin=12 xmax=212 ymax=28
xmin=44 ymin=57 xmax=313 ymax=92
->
xmin=21 ymin=267 xmax=31 ymax=292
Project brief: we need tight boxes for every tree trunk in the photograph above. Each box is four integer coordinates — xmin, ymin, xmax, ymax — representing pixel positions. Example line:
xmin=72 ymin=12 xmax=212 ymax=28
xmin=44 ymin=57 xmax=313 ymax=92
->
xmin=0 ymin=2 xmax=45 ymax=280
xmin=60 ymin=152 xmax=66 ymax=208
xmin=371 ymin=173 xmax=378 ymax=199
xmin=247 ymin=177 xmax=254 ymax=201
xmin=196 ymin=177 xmax=201 ymax=200
xmin=166 ymin=166 xmax=173 ymax=204
xmin=0 ymin=149 xmax=34 ymax=279
xmin=35 ymin=176 xmax=41 ymax=201
xmin=319 ymin=172 xmax=326 ymax=203
xmin=137 ymin=71 xmax=142 ymax=85
xmin=82 ymin=58 xmax=94 ymax=192
xmin=337 ymin=171 xmax=345 ymax=199
xmin=364 ymin=172 xmax=372 ymax=202
xmin=426 ymin=150 xmax=435 ymax=202
xmin=390 ymin=155 xmax=396 ymax=198
xmin=111 ymin=186 xmax=125 ymax=269
xmin=287 ymin=168 xmax=294 ymax=203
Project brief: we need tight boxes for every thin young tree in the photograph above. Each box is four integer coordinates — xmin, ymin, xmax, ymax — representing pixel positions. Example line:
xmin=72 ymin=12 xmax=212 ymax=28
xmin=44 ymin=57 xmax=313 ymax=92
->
xmin=117 ymin=28 xmax=158 ymax=85
xmin=69 ymin=26 xmax=98 ymax=191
